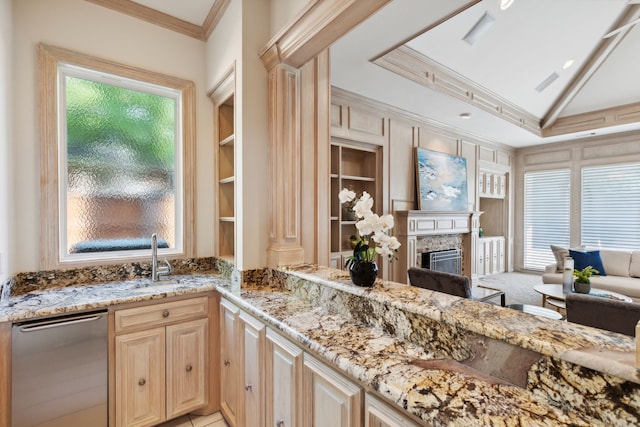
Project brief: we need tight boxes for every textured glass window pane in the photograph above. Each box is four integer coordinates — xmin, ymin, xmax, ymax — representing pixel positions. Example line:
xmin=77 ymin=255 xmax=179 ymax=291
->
xmin=65 ymin=76 xmax=175 ymax=254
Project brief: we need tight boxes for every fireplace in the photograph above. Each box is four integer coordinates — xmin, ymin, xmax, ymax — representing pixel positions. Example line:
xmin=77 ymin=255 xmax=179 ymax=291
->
xmin=393 ymin=210 xmax=482 ymax=285
xmin=421 ymin=249 xmax=462 ymax=275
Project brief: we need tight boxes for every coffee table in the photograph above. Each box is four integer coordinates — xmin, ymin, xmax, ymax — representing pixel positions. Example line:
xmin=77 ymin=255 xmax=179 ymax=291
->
xmin=472 ymin=285 xmax=505 ymax=306
xmin=533 ymin=284 xmax=632 ymax=310
xmin=507 ymin=304 xmax=564 ymax=320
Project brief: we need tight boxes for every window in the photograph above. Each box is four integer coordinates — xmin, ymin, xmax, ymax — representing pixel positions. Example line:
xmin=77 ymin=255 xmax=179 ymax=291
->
xmin=582 ymin=163 xmax=640 ymax=249
xmin=39 ymin=44 xmax=195 ymax=268
xmin=523 ymin=169 xmax=571 ymax=270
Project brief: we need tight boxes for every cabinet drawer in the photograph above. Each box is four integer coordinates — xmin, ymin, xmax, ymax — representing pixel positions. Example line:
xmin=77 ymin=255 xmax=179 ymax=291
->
xmin=116 ymin=297 xmax=208 ymax=333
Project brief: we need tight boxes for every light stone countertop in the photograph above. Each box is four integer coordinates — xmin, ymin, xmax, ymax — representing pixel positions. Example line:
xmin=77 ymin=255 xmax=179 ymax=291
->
xmin=1 ymin=262 xmax=639 ymax=426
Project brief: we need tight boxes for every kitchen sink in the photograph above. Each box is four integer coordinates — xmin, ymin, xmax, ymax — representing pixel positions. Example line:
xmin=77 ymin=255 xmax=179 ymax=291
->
xmin=132 ymin=279 xmax=184 ymax=293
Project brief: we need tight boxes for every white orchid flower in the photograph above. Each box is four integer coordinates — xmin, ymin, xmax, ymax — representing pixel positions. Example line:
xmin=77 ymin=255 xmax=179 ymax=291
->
xmin=338 ymin=188 xmax=356 ymax=204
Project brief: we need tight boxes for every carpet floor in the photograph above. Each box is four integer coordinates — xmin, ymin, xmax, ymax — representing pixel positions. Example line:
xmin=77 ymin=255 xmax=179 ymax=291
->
xmin=478 ymin=271 xmax=545 ymax=307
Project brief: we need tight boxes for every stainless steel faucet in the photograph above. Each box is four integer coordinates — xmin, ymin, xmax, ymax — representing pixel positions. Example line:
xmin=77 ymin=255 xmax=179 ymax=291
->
xmin=151 ymin=233 xmax=172 ymax=281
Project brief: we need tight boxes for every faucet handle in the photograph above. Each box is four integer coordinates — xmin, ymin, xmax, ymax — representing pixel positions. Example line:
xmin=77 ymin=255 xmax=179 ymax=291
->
xmin=160 ymin=259 xmax=173 ymax=276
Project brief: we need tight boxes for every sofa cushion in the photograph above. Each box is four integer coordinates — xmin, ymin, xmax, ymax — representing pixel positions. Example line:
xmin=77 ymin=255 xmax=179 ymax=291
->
xmin=589 ymin=275 xmax=640 ymax=299
xmin=631 ymin=251 xmax=640 ymax=278
xmin=569 ymin=249 xmax=606 ymax=276
xmin=599 ymin=249 xmax=631 ymax=277
xmin=550 ymin=245 xmax=570 ymax=273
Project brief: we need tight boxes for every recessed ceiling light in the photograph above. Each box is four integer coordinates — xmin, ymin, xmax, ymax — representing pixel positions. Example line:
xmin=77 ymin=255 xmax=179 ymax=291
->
xmin=462 ymin=12 xmax=495 ymax=46
xmin=562 ymin=59 xmax=574 ymax=70
xmin=460 ymin=113 xmax=471 ymax=119
xmin=500 ymin=0 xmax=514 ymax=10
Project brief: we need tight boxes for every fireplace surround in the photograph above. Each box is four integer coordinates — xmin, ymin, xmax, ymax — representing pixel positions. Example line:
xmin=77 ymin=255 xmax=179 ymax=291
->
xmin=392 ymin=210 xmax=482 ymax=285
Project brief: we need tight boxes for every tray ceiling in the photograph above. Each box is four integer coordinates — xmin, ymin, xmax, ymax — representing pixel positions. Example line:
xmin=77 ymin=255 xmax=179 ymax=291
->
xmin=92 ymin=0 xmax=640 ymax=147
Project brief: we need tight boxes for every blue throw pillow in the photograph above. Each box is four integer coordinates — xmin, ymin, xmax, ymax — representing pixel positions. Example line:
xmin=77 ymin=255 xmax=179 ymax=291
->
xmin=569 ymin=249 xmax=606 ymax=276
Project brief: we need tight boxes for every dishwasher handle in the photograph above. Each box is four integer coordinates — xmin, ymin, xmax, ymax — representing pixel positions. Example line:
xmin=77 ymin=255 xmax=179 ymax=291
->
xmin=18 ymin=311 xmax=106 ymax=333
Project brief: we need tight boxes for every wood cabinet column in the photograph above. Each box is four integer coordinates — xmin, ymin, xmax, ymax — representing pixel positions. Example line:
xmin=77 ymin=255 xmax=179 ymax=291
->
xmin=266 ymin=64 xmax=305 ymax=267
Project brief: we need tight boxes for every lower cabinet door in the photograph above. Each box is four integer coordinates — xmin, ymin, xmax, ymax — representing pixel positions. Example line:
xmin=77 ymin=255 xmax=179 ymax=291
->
xmin=265 ymin=329 xmax=303 ymax=427
xmin=240 ymin=311 xmax=266 ymax=427
xmin=220 ymin=299 xmax=240 ymax=426
xmin=166 ymin=318 xmax=208 ymax=419
xmin=365 ymin=393 xmax=422 ymax=427
xmin=115 ymin=327 xmax=166 ymax=427
xmin=303 ymin=353 xmax=362 ymax=427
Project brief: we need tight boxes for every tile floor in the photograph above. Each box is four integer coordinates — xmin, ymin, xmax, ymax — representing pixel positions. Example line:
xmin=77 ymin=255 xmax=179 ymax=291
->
xmin=157 ymin=412 xmax=228 ymax=427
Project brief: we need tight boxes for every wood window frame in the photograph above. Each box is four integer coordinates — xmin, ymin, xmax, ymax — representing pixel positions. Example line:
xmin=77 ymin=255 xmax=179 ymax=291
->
xmin=38 ymin=44 xmax=195 ymax=269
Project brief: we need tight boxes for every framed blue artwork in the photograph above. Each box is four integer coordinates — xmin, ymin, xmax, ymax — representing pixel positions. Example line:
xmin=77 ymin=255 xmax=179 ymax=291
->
xmin=415 ymin=148 xmax=469 ymax=211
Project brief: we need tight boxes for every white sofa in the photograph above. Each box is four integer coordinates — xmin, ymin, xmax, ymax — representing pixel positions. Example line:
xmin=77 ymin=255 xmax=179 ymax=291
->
xmin=542 ymin=248 xmax=640 ymax=299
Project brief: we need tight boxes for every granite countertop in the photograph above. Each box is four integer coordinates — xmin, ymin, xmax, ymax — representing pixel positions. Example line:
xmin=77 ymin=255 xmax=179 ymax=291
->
xmin=2 ymin=262 xmax=639 ymax=426
xmin=0 ymin=274 xmax=224 ymax=322
xmin=217 ymin=284 xmax=600 ymax=426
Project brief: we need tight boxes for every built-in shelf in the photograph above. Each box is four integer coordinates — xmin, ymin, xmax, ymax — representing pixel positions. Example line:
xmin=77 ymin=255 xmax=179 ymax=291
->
xmin=211 ymin=66 xmax=236 ymax=261
xmin=219 ymin=134 xmax=234 ymax=146
xmin=329 ymin=140 xmax=382 ymax=269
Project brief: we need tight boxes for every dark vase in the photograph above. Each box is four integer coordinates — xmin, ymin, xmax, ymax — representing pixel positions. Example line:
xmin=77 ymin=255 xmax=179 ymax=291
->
xmin=350 ymin=261 xmax=378 ymax=287
xmin=574 ymin=280 xmax=591 ymax=294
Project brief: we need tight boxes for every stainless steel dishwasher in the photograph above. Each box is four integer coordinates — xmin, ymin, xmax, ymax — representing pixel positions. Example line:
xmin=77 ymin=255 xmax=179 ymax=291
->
xmin=12 ymin=310 xmax=108 ymax=427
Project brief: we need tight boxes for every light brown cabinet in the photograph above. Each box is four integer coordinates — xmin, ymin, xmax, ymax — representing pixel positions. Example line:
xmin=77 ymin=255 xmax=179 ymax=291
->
xmin=239 ymin=310 xmax=266 ymax=427
xmin=265 ymin=328 xmax=303 ymax=427
xmin=113 ymin=297 xmax=209 ymax=427
xmin=303 ymin=353 xmax=362 ymax=427
xmin=220 ymin=299 xmax=364 ymax=427
xmin=365 ymin=393 xmax=423 ymax=427
xmin=220 ymin=298 xmax=240 ymax=427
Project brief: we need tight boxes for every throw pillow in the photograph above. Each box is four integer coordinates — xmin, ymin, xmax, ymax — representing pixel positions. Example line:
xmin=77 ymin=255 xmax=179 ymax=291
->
xmin=551 ymin=245 xmax=570 ymax=272
xmin=569 ymin=249 xmax=607 ymax=276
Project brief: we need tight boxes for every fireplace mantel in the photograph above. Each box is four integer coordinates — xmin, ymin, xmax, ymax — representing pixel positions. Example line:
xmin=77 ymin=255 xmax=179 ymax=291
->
xmin=393 ymin=210 xmax=482 ymax=285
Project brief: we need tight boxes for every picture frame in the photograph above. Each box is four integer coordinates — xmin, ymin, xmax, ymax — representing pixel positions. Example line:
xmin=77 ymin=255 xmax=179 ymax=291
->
xmin=415 ymin=148 xmax=469 ymax=211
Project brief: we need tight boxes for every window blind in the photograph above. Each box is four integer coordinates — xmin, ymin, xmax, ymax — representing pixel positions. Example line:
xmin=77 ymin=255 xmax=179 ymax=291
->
xmin=523 ymin=170 xmax=571 ymax=270
xmin=582 ymin=163 xmax=640 ymax=249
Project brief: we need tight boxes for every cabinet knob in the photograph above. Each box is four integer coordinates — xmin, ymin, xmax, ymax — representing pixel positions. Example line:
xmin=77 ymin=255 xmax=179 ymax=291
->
xmin=224 ymin=359 xmax=230 ymax=366
xmin=186 ymin=364 xmax=192 ymax=372
xmin=162 ymin=310 xmax=170 ymax=318
xmin=276 ymin=420 xmax=285 ymax=427
xmin=244 ymin=384 xmax=252 ymax=391
xmin=138 ymin=378 xmax=146 ymax=386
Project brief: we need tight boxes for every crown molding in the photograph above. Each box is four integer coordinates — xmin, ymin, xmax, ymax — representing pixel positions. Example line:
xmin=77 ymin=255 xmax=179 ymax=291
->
xmin=85 ymin=0 xmax=229 ymax=41
xmin=259 ymin=0 xmax=390 ymax=70
xmin=542 ymin=101 xmax=640 ymax=137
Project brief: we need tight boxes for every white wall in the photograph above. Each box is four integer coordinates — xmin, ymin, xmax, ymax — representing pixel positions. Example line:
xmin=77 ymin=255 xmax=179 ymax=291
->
xmin=11 ymin=0 xmax=212 ymax=273
xmin=240 ymin=0 xmax=270 ymax=270
xmin=0 ymin=0 xmax=12 ymax=280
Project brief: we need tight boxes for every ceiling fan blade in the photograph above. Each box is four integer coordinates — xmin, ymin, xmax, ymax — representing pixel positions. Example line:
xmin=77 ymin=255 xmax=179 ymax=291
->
xmin=604 ymin=15 xmax=640 ymax=38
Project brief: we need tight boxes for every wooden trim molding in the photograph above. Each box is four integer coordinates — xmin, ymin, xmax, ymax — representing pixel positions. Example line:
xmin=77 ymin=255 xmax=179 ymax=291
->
xmin=0 ymin=322 xmax=10 ymax=427
xmin=542 ymin=4 xmax=640 ymax=130
xmin=85 ymin=0 xmax=229 ymax=41
xmin=266 ymin=64 xmax=304 ymax=267
xmin=38 ymin=44 xmax=196 ymax=269
xmin=259 ymin=0 xmax=391 ymax=70
xmin=542 ymin=101 xmax=640 ymax=137
xmin=374 ymin=46 xmax=541 ymax=136
xmin=203 ymin=0 xmax=231 ymax=40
